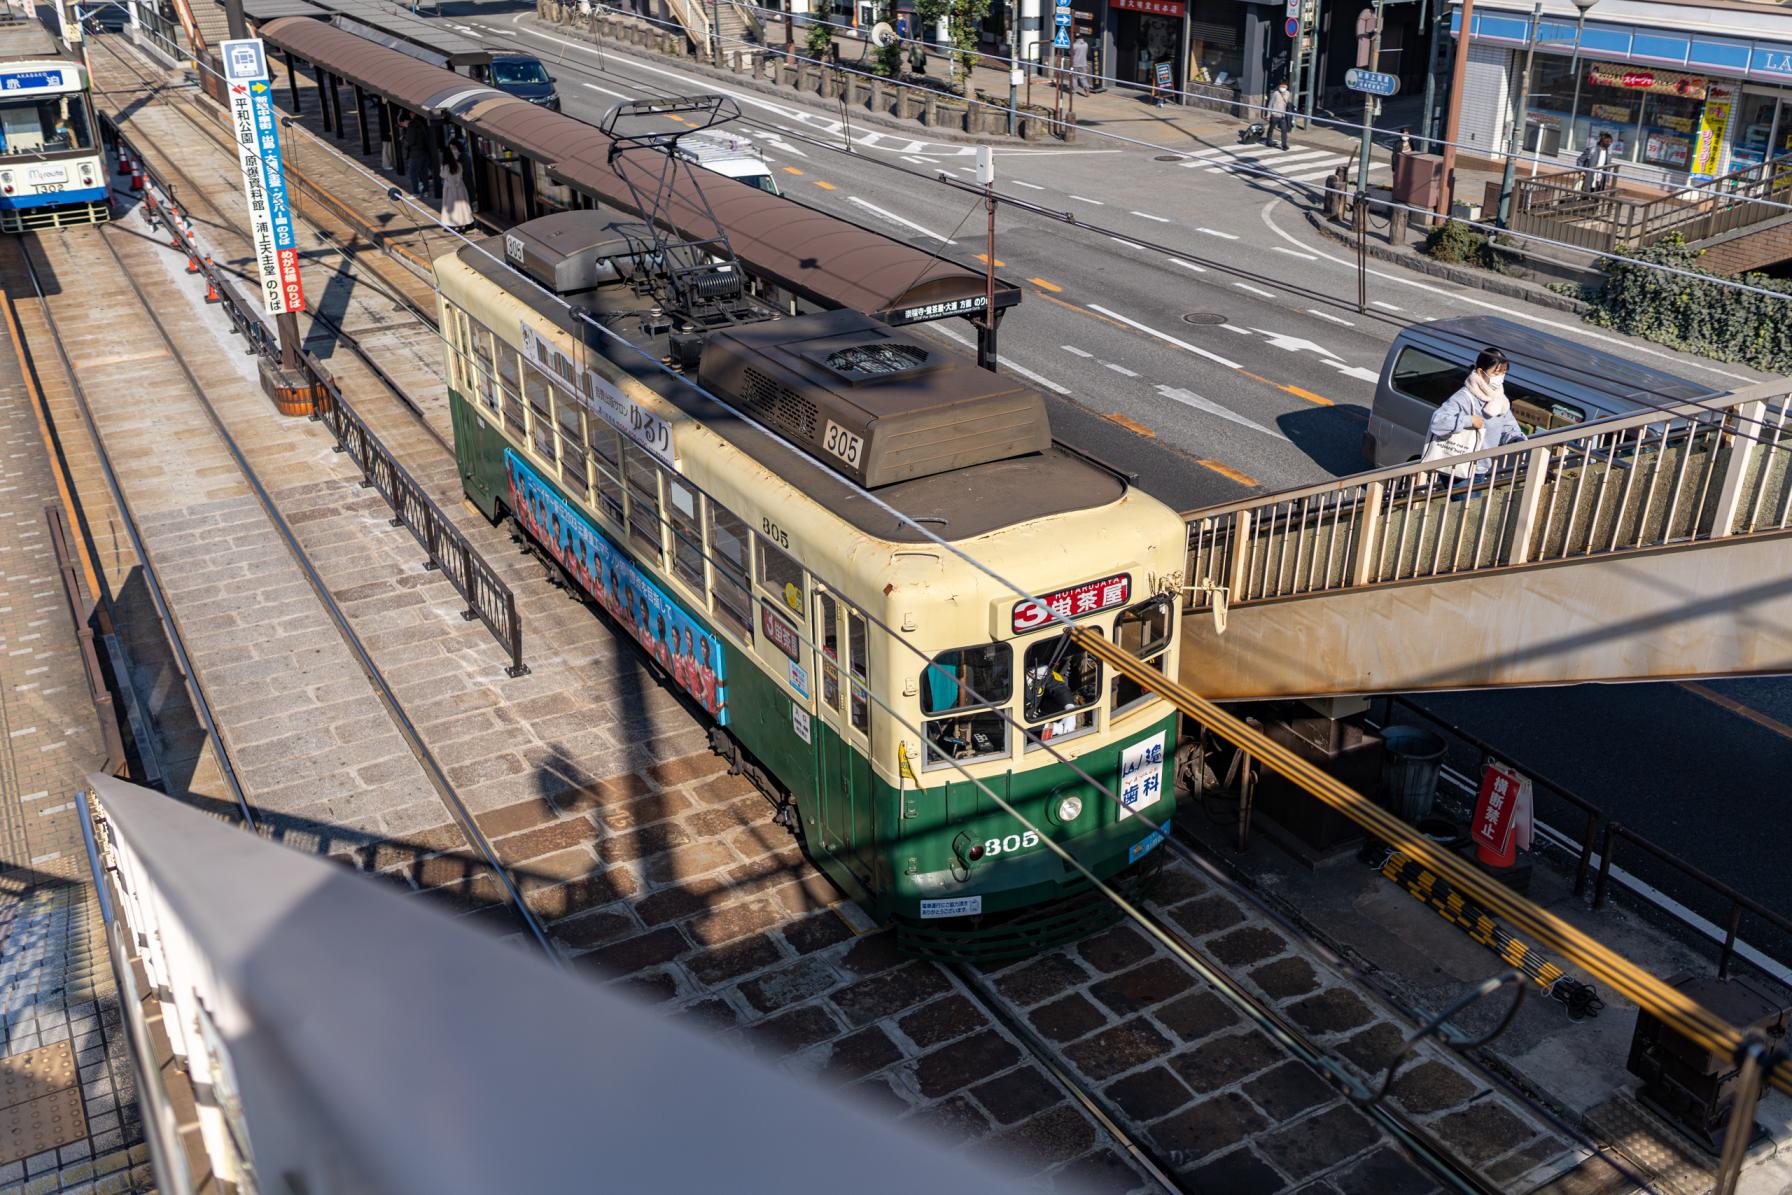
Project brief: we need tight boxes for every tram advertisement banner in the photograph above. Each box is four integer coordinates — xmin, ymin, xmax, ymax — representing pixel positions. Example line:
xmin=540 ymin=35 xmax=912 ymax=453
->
xmin=220 ymin=39 xmax=305 ymax=317
xmin=505 ymin=449 xmax=726 ymax=723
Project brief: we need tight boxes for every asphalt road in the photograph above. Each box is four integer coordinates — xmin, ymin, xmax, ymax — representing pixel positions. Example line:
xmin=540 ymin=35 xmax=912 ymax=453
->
xmin=444 ymin=10 xmax=1792 ymax=943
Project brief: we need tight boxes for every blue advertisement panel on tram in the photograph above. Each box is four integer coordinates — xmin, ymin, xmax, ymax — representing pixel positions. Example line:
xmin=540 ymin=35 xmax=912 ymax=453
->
xmin=504 ymin=449 xmax=727 ymax=723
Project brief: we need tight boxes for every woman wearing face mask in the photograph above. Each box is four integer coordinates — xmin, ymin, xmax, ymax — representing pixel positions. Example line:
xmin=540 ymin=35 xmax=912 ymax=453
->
xmin=1423 ymin=347 xmax=1525 ymax=477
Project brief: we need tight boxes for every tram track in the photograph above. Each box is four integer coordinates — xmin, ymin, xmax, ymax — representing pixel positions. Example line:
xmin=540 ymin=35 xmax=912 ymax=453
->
xmin=15 ymin=217 xmax=556 ymax=959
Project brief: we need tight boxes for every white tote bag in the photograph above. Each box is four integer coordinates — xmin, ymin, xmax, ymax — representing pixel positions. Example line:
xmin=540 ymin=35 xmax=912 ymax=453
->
xmin=1420 ymin=425 xmax=1483 ymax=481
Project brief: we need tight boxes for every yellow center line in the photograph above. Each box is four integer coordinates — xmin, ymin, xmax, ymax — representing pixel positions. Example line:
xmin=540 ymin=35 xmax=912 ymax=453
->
xmin=1103 ymin=412 xmax=1155 ymax=437
xmin=1196 ymin=459 xmax=1260 ymax=487
xmin=782 ymin=166 xmax=804 ymax=175
xmin=1681 ymin=682 xmax=1792 ymax=742
xmin=975 ymin=253 xmax=1006 ymax=267
xmin=813 ymin=180 xmax=836 ymax=190
xmin=1029 ymin=277 xmax=1062 ymax=293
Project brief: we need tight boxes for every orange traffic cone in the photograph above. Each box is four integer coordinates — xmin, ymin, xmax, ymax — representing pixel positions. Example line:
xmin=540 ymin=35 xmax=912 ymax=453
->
xmin=202 ymin=257 xmax=221 ymax=303
xmin=129 ymin=165 xmax=144 ymax=192
xmin=185 ymin=251 xmax=200 ymax=275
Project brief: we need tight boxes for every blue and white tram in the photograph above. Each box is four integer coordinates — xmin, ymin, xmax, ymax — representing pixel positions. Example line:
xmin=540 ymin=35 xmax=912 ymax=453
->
xmin=0 ymin=18 xmax=108 ymax=232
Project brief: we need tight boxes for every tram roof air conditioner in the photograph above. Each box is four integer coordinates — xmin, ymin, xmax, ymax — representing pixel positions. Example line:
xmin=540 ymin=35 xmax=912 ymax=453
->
xmin=501 ymin=210 xmax=651 ymax=294
xmin=698 ymin=309 xmax=1053 ymax=489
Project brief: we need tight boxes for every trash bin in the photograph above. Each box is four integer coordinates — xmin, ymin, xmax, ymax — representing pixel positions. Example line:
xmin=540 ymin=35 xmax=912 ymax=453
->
xmin=1392 ymin=151 xmax=1444 ymax=212
xmin=1380 ymin=726 xmax=1446 ymax=822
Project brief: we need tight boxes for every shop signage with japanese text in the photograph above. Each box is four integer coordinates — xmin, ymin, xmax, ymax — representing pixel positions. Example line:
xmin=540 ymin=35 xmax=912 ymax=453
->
xmin=1109 ymin=0 xmax=1185 ymax=17
xmin=1585 ymin=62 xmax=1707 ymax=100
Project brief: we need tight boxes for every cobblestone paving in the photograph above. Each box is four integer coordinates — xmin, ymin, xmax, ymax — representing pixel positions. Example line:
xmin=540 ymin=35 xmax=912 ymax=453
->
xmin=0 ymin=256 xmax=149 ymax=1193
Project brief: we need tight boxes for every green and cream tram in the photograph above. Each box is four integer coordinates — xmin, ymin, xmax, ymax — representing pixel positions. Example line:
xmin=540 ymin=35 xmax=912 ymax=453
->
xmin=437 ymin=212 xmax=1187 ymax=959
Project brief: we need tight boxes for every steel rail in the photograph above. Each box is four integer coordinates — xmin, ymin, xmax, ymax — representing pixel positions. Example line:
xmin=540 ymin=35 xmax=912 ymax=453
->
xmin=1071 ymin=627 xmax=1792 ymax=1097
xmin=74 ymin=218 xmax=559 ymax=962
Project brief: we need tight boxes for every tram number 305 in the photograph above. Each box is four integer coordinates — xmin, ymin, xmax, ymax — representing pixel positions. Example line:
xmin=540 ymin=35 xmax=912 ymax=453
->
xmin=983 ymin=830 xmax=1040 ymax=857
xmin=823 ymin=420 xmax=864 ymax=468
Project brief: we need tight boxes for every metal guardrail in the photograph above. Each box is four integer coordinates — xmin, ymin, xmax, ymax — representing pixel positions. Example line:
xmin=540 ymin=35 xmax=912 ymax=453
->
xmin=78 ymin=772 xmax=1037 ymax=1195
xmin=100 ymin=113 xmax=528 ymax=678
xmin=1185 ymin=380 xmax=1792 ymax=610
xmin=1374 ymin=694 xmax=1792 ymax=986
xmin=312 ymin=386 xmax=528 ymax=677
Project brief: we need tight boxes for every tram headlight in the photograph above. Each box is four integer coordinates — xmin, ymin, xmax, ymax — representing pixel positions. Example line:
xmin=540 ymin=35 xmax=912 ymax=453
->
xmin=1055 ymin=794 xmax=1084 ymax=824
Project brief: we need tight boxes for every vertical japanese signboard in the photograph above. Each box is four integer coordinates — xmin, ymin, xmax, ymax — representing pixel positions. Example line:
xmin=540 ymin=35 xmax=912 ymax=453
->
xmin=220 ymin=38 xmax=305 ymax=316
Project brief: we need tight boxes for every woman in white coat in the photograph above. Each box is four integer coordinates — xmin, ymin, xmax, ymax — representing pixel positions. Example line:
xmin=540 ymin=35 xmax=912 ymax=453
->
xmin=1423 ymin=347 xmax=1526 ymax=477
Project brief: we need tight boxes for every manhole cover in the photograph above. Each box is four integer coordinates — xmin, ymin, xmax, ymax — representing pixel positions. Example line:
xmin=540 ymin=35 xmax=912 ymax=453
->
xmin=1182 ymin=312 xmax=1227 ymax=325
xmin=1155 ymin=154 xmax=1185 ymax=162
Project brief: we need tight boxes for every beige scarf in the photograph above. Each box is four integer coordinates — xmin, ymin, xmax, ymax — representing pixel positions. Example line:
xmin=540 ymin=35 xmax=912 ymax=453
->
xmin=1466 ymin=369 xmax=1510 ymax=418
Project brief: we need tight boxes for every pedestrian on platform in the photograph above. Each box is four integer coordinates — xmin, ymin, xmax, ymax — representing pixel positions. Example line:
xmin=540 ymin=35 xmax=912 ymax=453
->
xmin=1267 ymin=81 xmax=1292 ymax=151
xmin=401 ymin=113 xmax=438 ymax=200
xmin=1577 ymin=133 xmax=1613 ymax=193
xmin=1422 ymin=347 xmax=1525 ymax=479
xmin=1072 ymin=36 xmax=1091 ymax=95
xmin=440 ymin=156 xmax=473 ymax=232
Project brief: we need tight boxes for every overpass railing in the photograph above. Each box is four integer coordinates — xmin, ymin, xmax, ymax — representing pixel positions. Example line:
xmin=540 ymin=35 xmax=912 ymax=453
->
xmin=1184 ymin=379 xmax=1792 ymax=611
xmin=77 ymin=772 xmax=1034 ymax=1195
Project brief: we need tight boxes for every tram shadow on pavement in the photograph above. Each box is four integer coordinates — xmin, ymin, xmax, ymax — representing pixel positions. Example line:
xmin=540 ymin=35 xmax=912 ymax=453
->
xmin=1277 ymin=403 xmax=1372 ymax=477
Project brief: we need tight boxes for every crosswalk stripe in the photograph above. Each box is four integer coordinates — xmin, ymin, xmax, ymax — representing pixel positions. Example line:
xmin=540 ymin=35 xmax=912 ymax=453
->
xmin=1206 ymin=151 xmax=1339 ymax=174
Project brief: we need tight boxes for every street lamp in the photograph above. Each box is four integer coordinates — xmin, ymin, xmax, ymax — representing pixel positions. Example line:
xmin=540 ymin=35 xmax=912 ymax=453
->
xmin=1564 ymin=0 xmax=1600 ymax=155
xmin=1495 ymin=0 xmax=1542 ymax=227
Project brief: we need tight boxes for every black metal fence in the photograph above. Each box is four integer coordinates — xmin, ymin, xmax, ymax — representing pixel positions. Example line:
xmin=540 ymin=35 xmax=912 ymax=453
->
xmin=1376 ymin=694 xmax=1792 ymax=988
xmin=101 ymin=114 xmax=527 ymax=679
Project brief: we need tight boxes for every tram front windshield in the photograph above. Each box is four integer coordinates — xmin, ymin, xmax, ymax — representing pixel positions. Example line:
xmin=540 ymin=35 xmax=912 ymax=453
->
xmin=0 ymin=94 xmax=94 ymax=156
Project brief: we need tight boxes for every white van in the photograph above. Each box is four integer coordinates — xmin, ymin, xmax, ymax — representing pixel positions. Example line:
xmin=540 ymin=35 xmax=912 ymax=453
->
xmin=672 ymin=132 xmax=781 ymax=196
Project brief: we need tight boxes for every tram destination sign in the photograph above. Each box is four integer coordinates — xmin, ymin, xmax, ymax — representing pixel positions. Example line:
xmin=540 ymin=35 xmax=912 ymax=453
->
xmin=0 ymin=70 xmax=69 ymax=94
xmin=1010 ymin=572 xmax=1130 ymax=634
xmin=1344 ymin=68 xmax=1400 ymax=97
xmin=521 ymin=322 xmax=677 ymax=469
xmin=220 ymin=39 xmax=305 ymax=316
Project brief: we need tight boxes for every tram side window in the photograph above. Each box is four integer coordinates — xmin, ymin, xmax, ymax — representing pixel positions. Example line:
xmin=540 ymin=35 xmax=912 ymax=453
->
xmin=555 ymin=398 xmax=588 ymax=499
xmin=847 ymin=609 xmax=870 ymax=737
xmin=816 ymin=592 xmax=841 ymax=710
xmin=921 ymin=643 xmax=1011 ymax=767
xmin=1111 ymin=597 xmax=1173 ymax=717
xmin=588 ymin=423 xmax=624 ymax=526
xmin=622 ymin=445 xmax=664 ymax=563
xmin=524 ymin=364 xmax=555 ymax=463
xmin=708 ymin=505 xmax=753 ymax=642
xmin=469 ymin=322 xmax=497 ymax=412
xmin=1023 ymin=632 xmax=1101 ymax=749
xmin=0 ymin=95 xmax=93 ymax=156
xmin=1390 ymin=348 xmax=1468 ymax=408
xmin=666 ymin=478 xmax=706 ymax=591
xmin=756 ymin=535 xmax=805 ymax=623
xmin=496 ymin=344 xmax=525 ymax=436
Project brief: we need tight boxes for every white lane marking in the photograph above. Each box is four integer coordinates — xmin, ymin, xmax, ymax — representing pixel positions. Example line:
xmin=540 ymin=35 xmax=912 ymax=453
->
xmin=1012 ymin=180 xmax=1046 ymax=190
xmin=1219 ymin=325 xmax=1252 ymax=335
xmin=1234 ymin=282 xmax=1277 ymax=299
xmin=1070 ymin=194 xmax=1105 ymax=205
xmin=1087 ymin=304 xmax=1241 ymax=370
xmin=1104 ymin=362 xmax=1140 ymax=377
xmin=929 ymin=323 xmax=1071 ymax=393
xmin=1306 ymin=308 xmax=1355 ymax=327
xmin=1170 ymin=259 xmax=1206 ymax=273
xmin=581 ymin=80 xmax=636 ymax=101
xmin=1287 ymin=161 xmax=1384 ymax=182
xmin=1272 ymin=246 xmax=1317 ymax=260
xmin=1372 ymin=300 xmax=1402 ymax=311
xmin=1255 ymin=197 xmax=1756 ymax=385
xmin=901 ymin=155 xmax=929 ymax=164
xmin=1062 ymin=345 xmax=1094 ymax=358
xmin=1155 ymin=385 xmax=1282 ymax=438
xmin=1131 ymin=211 xmax=1171 ymax=223
xmin=846 ymin=197 xmax=956 ymax=244
xmin=1323 ymin=360 xmax=1383 ymax=383
xmin=1197 ymin=227 xmax=1239 ymax=240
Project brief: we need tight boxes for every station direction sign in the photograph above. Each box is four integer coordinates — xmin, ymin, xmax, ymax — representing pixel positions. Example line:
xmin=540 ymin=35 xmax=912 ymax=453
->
xmin=220 ymin=38 xmax=305 ymax=317
xmin=1344 ymin=68 xmax=1400 ymax=97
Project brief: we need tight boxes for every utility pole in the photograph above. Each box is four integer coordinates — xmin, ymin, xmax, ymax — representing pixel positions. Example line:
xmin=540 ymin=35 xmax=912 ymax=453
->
xmin=1355 ymin=0 xmax=1383 ymax=189
xmin=784 ymin=0 xmax=794 ymax=65
xmin=1435 ymin=0 xmax=1475 ymax=220
xmin=978 ymin=146 xmax=997 ymax=372
xmin=1420 ymin=1 xmax=1442 ymax=147
xmin=1006 ymin=0 xmax=1019 ymax=135
xmin=1494 ymin=0 xmax=1541 ymax=226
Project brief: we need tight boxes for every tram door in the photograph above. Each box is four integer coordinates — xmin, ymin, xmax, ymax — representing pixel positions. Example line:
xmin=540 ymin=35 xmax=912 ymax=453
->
xmin=812 ymin=589 xmax=874 ymax=887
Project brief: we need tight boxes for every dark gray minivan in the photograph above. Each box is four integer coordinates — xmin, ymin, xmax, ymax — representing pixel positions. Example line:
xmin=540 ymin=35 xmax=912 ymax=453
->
xmin=1366 ymin=315 xmax=1713 ymax=467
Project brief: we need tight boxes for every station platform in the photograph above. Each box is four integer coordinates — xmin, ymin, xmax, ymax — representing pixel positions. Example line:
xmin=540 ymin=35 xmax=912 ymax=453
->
xmin=2 ymin=21 xmax=1781 ymax=1194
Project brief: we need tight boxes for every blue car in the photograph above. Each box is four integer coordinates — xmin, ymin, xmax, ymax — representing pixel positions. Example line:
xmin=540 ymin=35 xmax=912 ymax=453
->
xmin=479 ymin=54 xmax=560 ymax=110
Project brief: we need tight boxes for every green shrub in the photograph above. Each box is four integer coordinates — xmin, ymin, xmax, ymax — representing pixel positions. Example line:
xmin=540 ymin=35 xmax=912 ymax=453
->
xmin=804 ymin=18 xmax=832 ymax=60
xmin=1422 ymin=220 xmax=1507 ymax=273
xmin=1582 ymin=234 xmax=1792 ymax=373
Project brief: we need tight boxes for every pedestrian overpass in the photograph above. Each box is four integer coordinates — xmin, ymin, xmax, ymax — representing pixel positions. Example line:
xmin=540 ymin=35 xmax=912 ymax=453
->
xmin=1177 ymin=380 xmax=1792 ymax=700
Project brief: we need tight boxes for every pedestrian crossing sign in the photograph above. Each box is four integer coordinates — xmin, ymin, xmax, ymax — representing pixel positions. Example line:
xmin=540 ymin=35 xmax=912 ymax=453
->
xmin=1054 ymin=28 xmax=1070 ymax=48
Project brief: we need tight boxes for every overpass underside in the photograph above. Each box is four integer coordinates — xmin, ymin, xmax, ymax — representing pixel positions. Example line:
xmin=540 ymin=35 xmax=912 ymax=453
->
xmin=1177 ymin=383 xmax=1792 ymax=701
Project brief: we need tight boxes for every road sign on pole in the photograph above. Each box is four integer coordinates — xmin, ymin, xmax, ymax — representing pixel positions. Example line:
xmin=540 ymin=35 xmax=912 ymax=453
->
xmin=1053 ymin=27 xmax=1070 ymax=47
xmin=1055 ymin=10 xmax=1072 ymax=25
xmin=1284 ymin=16 xmax=1298 ymax=36
xmin=220 ymin=37 xmax=305 ymax=318
xmin=1345 ymin=67 xmax=1400 ymax=96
